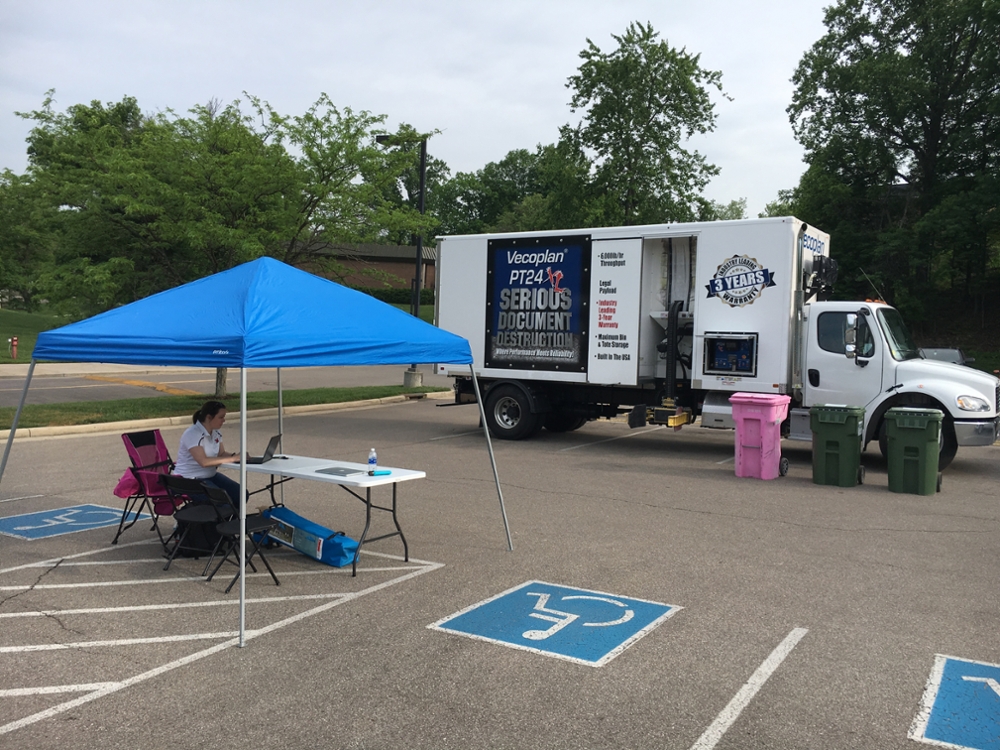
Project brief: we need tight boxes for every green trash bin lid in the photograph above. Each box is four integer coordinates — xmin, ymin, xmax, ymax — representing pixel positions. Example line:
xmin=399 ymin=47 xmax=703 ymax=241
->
xmin=885 ymin=407 xmax=943 ymax=429
xmin=809 ymin=404 xmax=866 ymax=424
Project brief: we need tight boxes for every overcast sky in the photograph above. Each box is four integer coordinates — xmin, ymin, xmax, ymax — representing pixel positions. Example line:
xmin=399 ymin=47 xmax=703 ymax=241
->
xmin=0 ymin=0 xmax=830 ymax=217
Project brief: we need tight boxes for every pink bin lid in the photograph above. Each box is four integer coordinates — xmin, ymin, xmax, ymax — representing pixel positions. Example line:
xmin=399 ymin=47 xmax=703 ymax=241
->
xmin=727 ymin=392 xmax=791 ymax=405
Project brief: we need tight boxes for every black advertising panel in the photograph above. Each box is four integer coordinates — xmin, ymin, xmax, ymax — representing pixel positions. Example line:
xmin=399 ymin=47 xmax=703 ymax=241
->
xmin=485 ymin=235 xmax=591 ymax=371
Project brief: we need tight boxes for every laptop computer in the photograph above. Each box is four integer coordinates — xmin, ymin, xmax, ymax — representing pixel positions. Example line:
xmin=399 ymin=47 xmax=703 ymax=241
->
xmin=246 ymin=434 xmax=281 ymax=464
xmin=316 ymin=466 xmax=364 ymax=477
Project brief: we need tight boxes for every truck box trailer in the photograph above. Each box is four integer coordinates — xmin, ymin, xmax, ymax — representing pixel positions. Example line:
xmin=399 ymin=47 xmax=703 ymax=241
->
xmin=434 ymin=217 xmax=998 ymax=470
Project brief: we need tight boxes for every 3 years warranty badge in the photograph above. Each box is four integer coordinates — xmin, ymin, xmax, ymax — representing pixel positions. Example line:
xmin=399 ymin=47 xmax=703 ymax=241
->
xmin=705 ymin=255 xmax=776 ymax=307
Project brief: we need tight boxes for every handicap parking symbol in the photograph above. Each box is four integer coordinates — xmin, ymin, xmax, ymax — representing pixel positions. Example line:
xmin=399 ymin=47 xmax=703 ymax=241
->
xmin=0 ymin=505 xmax=148 ymax=540
xmin=429 ymin=580 xmax=680 ymax=666
xmin=910 ymin=655 xmax=1000 ymax=749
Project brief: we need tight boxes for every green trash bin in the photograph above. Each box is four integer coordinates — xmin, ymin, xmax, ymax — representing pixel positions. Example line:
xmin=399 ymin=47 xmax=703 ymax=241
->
xmin=884 ymin=407 xmax=942 ymax=495
xmin=809 ymin=405 xmax=866 ymax=487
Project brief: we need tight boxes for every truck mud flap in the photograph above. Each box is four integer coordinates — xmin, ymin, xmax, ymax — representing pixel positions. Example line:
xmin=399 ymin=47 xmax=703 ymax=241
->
xmin=627 ymin=404 xmax=648 ymax=429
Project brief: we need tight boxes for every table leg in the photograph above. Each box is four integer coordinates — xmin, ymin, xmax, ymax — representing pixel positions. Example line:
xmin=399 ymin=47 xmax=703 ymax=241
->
xmin=352 ymin=487 xmax=373 ymax=577
xmin=392 ymin=483 xmax=408 ymax=562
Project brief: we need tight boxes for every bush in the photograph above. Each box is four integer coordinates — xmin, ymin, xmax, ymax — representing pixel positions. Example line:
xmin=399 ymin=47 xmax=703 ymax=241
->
xmin=352 ymin=287 xmax=434 ymax=306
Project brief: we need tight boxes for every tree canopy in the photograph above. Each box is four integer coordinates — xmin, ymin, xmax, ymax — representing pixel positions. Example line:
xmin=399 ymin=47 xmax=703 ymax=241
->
xmin=566 ymin=21 xmax=725 ymax=225
xmin=784 ymin=0 xmax=1000 ymax=334
xmin=5 ymin=92 xmax=430 ymax=317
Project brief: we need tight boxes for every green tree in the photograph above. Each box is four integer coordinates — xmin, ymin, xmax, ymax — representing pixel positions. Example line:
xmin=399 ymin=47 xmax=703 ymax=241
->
xmin=565 ymin=21 xmax=725 ymax=225
xmin=371 ymin=123 xmax=449 ymax=250
xmin=432 ymin=136 xmax=596 ymax=235
xmin=787 ymin=0 xmax=1000 ymax=330
xmin=15 ymin=92 xmax=426 ymax=308
xmin=701 ymin=198 xmax=747 ymax=221
xmin=15 ymin=92 xmax=428 ymax=394
xmin=759 ymin=189 xmax=798 ymax=219
xmin=431 ymin=148 xmax=545 ymax=235
xmin=0 ymin=171 xmax=55 ymax=311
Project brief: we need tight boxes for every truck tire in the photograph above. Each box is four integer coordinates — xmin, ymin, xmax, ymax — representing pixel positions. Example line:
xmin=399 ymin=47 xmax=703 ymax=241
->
xmin=938 ymin=416 xmax=958 ymax=471
xmin=484 ymin=385 xmax=540 ymax=440
xmin=543 ymin=412 xmax=588 ymax=433
xmin=877 ymin=414 xmax=958 ymax=471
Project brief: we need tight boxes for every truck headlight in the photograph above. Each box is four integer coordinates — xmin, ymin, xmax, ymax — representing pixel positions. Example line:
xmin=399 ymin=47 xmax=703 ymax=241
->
xmin=956 ymin=395 xmax=990 ymax=412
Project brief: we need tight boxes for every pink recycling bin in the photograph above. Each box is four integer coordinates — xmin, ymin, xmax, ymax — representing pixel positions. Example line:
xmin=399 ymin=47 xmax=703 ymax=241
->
xmin=728 ymin=393 xmax=791 ymax=480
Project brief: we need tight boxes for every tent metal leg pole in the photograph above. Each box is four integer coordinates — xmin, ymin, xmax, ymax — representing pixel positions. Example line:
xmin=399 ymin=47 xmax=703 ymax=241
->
xmin=239 ymin=368 xmax=248 ymax=647
xmin=0 ymin=359 xmax=36 ymax=487
xmin=470 ymin=365 xmax=512 ymax=551
xmin=277 ymin=367 xmax=284 ymax=506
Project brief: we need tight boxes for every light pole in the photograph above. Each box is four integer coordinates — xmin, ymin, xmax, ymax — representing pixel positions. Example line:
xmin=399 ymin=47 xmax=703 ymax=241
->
xmin=378 ymin=134 xmax=427 ymax=388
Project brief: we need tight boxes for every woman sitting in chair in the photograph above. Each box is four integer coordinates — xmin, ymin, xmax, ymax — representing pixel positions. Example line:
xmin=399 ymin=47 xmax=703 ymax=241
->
xmin=173 ymin=400 xmax=242 ymax=506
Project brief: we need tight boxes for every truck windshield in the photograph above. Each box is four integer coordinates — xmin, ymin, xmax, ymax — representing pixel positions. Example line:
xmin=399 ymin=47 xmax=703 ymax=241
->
xmin=877 ymin=308 xmax=920 ymax=361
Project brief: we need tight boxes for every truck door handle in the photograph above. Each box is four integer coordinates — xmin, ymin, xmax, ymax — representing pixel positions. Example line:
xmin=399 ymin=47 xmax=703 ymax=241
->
xmin=808 ymin=369 xmax=820 ymax=387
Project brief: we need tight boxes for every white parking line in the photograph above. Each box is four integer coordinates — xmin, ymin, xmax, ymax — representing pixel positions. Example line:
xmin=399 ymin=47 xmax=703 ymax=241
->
xmin=0 ymin=592 xmax=349 ymax=619
xmin=430 ymin=430 xmax=482 ymax=441
xmin=0 ymin=494 xmax=46 ymax=504
xmin=1 ymin=632 xmax=238 ymax=653
xmin=0 ymin=683 xmax=122 ymax=697
xmin=0 ymin=538 xmax=158 ymax=574
xmin=689 ymin=628 xmax=808 ymax=750
xmin=0 ymin=536 xmax=445 ymax=737
xmin=558 ymin=426 xmax=665 ymax=452
xmin=0 ymin=563 xmax=425 ymax=591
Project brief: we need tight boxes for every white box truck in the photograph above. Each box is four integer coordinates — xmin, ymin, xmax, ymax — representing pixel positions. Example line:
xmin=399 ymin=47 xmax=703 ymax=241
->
xmin=434 ymin=217 xmax=998 ymax=469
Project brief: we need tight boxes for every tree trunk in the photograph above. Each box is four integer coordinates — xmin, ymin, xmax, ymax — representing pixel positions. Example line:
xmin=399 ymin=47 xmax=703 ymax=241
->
xmin=214 ymin=367 xmax=228 ymax=399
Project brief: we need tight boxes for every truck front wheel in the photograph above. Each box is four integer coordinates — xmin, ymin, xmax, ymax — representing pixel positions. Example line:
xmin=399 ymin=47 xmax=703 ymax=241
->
xmin=485 ymin=385 xmax=540 ymax=440
xmin=938 ymin=416 xmax=958 ymax=470
xmin=877 ymin=415 xmax=958 ymax=471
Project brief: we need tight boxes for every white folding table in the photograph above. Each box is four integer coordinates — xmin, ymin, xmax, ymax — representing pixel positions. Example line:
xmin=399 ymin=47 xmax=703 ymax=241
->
xmin=223 ymin=455 xmax=425 ymax=576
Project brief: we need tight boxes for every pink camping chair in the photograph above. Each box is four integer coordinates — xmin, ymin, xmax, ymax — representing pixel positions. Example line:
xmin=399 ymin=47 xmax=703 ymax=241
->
xmin=112 ymin=430 xmax=183 ymax=546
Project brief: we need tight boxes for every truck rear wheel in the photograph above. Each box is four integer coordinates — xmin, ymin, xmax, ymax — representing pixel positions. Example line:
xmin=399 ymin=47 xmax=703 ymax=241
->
xmin=484 ymin=385 xmax=540 ymax=440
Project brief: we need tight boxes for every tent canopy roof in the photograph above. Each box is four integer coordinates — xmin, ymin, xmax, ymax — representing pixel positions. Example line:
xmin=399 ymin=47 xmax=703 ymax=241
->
xmin=33 ymin=258 xmax=472 ymax=368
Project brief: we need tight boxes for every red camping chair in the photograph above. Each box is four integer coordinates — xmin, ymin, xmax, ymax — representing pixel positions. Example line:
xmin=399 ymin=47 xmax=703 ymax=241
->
xmin=112 ymin=430 xmax=183 ymax=546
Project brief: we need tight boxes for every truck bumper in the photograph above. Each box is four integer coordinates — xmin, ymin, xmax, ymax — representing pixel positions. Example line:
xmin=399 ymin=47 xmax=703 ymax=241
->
xmin=954 ymin=418 xmax=1000 ymax=446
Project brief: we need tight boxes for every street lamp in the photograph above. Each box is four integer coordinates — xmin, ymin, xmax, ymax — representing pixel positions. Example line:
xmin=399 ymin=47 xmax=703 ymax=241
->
xmin=377 ymin=134 xmax=427 ymax=388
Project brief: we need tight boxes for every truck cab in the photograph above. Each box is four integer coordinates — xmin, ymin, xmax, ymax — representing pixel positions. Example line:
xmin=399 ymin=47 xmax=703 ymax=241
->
xmin=796 ymin=301 xmax=999 ymax=468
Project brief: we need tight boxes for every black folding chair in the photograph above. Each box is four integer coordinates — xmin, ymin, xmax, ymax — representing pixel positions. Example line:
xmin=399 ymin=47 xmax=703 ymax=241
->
xmin=160 ymin=475 xmax=232 ymax=572
xmin=201 ymin=485 xmax=280 ymax=594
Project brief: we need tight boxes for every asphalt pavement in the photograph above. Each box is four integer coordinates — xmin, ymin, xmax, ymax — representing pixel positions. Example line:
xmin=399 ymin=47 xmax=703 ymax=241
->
xmin=1 ymin=392 xmax=998 ymax=749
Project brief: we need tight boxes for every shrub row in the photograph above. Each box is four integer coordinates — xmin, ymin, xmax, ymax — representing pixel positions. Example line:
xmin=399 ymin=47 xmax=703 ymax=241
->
xmin=352 ymin=287 xmax=434 ymax=306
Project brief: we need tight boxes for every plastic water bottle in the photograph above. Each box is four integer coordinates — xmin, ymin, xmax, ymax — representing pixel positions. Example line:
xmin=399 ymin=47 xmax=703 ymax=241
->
xmin=368 ymin=447 xmax=378 ymax=475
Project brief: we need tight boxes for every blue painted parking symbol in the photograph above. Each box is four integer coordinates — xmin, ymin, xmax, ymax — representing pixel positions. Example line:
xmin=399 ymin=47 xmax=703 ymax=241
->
xmin=0 ymin=505 xmax=148 ymax=540
xmin=429 ymin=580 xmax=680 ymax=666
xmin=910 ymin=655 xmax=1000 ymax=749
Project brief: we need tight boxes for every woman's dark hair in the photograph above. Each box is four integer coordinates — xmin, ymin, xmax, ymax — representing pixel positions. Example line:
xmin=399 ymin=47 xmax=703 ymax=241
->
xmin=193 ymin=400 xmax=227 ymax=425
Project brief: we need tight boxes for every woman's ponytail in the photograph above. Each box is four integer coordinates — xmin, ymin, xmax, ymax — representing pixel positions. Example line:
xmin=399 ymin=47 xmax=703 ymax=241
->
xmin=194 ymin=400 xmax=226 ymax=425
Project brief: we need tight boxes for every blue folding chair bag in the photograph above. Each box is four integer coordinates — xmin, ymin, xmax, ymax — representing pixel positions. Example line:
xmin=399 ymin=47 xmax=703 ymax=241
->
xmin=262 ymin=506 xmax=358 ymax=567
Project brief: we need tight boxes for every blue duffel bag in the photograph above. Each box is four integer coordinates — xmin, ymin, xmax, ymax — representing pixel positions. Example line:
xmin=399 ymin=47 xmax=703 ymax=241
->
xmin=261 ymin=506 xmax=359 ymax=568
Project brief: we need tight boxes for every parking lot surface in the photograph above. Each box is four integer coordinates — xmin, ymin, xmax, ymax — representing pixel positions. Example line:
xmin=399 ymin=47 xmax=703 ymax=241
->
xmin=1 ymin=398 xmax=998 ymax=749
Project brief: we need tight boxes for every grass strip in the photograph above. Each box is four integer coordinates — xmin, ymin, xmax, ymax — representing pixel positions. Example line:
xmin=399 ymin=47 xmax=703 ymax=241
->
xmin=0 ymin=385 xmax=448 ymax=429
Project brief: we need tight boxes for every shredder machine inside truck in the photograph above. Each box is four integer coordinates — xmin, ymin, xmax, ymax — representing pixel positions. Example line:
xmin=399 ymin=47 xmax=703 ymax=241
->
xmin=434 ymin=217 xmax=999 ymax=470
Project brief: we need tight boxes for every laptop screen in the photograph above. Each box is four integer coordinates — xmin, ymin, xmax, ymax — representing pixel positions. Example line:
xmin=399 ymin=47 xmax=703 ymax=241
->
xmin=261 ymin=434 xmax=281 ymax=460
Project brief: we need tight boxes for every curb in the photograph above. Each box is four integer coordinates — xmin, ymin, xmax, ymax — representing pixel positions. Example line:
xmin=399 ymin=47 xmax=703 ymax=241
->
xmin=0 ymin=365 xmax=209 ymax=380
xmin=0 ymin=391 xmax=454 ymax=440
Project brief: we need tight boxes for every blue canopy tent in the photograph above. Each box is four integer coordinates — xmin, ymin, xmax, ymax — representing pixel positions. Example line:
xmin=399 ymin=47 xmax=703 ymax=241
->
xmin=0 ymin=258 xmax=510 ymax=645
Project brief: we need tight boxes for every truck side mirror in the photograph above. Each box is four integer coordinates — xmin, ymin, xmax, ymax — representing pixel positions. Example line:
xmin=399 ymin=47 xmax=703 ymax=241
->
xmin=844 ymin=313 xmax=857 ymax=359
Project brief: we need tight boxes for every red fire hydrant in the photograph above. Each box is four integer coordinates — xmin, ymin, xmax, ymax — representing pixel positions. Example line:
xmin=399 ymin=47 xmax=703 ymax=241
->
xmin=10 ymin=336 xmax=17 ymax=361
